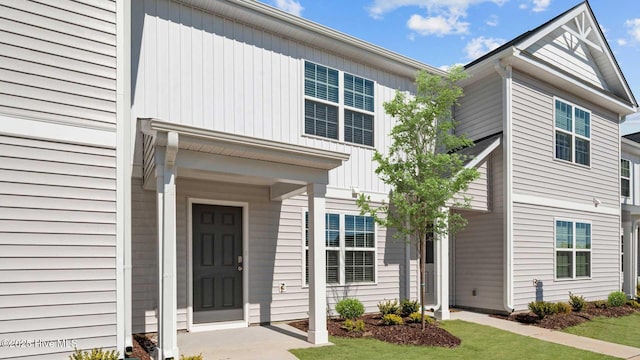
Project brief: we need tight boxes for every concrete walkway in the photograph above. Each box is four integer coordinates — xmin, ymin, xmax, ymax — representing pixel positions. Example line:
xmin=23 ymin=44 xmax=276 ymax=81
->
xmin=177 ymin=324 xmax=329 ymax=360
xmin=451 ymin=311 xmax=640 ymax=359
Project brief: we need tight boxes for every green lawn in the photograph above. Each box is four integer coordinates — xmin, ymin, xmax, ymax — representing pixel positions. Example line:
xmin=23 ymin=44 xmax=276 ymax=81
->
xmin=563 ymin=312 xmax=640 ymax=348
xmin=290 ymin=320 xmax=615 ymax=360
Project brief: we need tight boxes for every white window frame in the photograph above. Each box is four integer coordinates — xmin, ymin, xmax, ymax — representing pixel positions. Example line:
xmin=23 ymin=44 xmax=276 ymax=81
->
xmin=621 ymin=158 xmax=631 ymax=198
xmin=302 ymin=60 xmax=376 ymax=148
xmin=554 ymin=218 xmax=592 ymax=280
xmin=301 ymin=209 xmax=378 ymax=287
xmin=553 ymin=97 xmax=591 ymax=168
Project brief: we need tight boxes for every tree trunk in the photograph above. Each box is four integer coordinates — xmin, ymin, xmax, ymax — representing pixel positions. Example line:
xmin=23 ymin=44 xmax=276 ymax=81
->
xmin=419 ymin=232 xmax=426 ymax=330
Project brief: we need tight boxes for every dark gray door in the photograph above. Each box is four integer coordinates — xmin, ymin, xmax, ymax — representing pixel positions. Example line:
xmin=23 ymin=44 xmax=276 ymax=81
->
xmin=192 ymin=204 xmax=243 ymax=323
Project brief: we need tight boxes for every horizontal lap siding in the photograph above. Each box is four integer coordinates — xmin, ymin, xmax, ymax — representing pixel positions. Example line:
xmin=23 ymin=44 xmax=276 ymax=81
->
xmin=0 ymin=135 xmax=117 ymax=359
xmin=454 ymin=159 xmax=489 ymax=212
xmin=454 ymin=150 xmax=504 ymax=311
xmin=455 ymin=73 xmax=502 ymax=140
xmin=511 ymin=71 xmax=620 ymax=208
xmin=513 ymin=203 xmax=620 ymax=310
xmin=132 ymin=0 xmax=415 ymax=194
xmin=0 ymin=1 xmax=117 ymax=129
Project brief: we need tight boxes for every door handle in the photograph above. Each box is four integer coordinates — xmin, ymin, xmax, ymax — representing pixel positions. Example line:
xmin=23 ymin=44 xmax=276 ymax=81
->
xmin=237 ymin=265 xmax=243 ymax=272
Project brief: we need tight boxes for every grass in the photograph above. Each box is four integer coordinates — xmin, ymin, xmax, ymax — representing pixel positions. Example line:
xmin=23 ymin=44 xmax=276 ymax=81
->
xmin=290 ymin=320 xmax=614 ymax=360
xmin=563 ymin=312 xmax=640 ymax=348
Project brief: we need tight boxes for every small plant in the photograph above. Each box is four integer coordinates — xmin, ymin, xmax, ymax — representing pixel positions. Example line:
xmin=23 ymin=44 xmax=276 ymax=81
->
xmin=554 ymin=302 xmax=572 ymax=314
xmin=69 ymin=348 xmax=119 ymax=360
xmin=180 ymin=355 xmax=204 ymax=360
xmin=400 ymin=299 xmax=420 ymax=316
xmin=343 ymin=319 xmax=366 ymax=332
xmin=636 ymin=283 xmax=640 ymax=297
xmin=377 ymin=299 xmax=401 ymax=316
xmin=593 ymin=300 xmax=608 ymax=309
xmin=335 ymin=298 xmax=365 ymax=320
xmin=381 ymin=313 xmax=403 ymax=325
xmin=608 ymin=291 xmax=627 ymax=307
xmin=528 ymin=301 xmax=555 ymax=319
xmin=407 ymin=311 xmax=434 ymax=324
xmin=569 ymin=292 xmax=586 ymax=312
xmin=626 ymin=299 xmax=640 ymax=309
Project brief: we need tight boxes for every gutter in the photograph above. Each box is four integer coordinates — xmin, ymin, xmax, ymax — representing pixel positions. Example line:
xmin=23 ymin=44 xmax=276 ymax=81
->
xmin=495 ymin=60 xmax=515 ymax=313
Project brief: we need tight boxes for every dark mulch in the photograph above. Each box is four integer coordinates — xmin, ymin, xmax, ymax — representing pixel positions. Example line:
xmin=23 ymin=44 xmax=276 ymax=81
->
xmin=131 ymin=334 xmax=155 ymax=360
xmin=492 ymin=303 xmax=639 ymax=330
xmin=289 ymin=313 xmax=461 ymax=347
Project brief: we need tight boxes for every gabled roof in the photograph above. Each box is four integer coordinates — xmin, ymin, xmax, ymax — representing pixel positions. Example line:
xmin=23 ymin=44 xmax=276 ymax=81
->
xmin=465 ymin=1 xmax=637 ymax=114
xmin=623 ymin=131 xmax=640 ymax=144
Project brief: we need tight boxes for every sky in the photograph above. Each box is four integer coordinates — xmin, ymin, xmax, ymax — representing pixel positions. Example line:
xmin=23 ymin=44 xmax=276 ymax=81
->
xmin=262 ymin=0 xmax=640 ymax=135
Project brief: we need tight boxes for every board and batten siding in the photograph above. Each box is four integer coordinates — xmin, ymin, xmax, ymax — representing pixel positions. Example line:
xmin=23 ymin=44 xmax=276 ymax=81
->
xmin=455 ymin=73 xmax=503 ymax=141
xmin=131 ymin=0 xmax=415 ymax=195
xmin=0 ymin=0 xmax=117 ymax=130
xmin=453 ymin=149 xmax=504 ymax=311
xmin=512 ymin=204 xmax=620 ymax=310
xmin=0 ymin=135 xmax=117 ymax=359
xmin=131 ymin=178 xmax=412 ymax=331
xmin=511 ymin=71 xmax=620 ymax=209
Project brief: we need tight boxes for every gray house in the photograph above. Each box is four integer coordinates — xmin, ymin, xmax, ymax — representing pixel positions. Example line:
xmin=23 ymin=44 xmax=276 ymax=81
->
xmin=0 ymin=1 xmax=636 ymax=359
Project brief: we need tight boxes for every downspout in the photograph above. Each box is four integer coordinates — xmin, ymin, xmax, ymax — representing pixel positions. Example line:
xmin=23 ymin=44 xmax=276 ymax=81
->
xmin=495 ymin=59 xmax=514 ymax=313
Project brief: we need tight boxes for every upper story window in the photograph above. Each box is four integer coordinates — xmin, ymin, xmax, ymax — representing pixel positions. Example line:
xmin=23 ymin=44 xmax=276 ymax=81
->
xmin=304 ymin=61 xmax=375 ymax=147
xmin=555 ymin=220 xmax=591 ymax=279
xmin=554 ymin=99 xmax=590 ymax=166
xmin=621 ymin=159 xmax=631 ymax=197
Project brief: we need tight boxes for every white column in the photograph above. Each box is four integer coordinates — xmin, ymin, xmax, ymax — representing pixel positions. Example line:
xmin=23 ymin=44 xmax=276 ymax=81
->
xmin=436 ymin=209 xmax=450 ymax=320
xmin=624 ymin=219 xmax=639 ymax=297
xmin=307 ymin=183 xmax=328 ymax=344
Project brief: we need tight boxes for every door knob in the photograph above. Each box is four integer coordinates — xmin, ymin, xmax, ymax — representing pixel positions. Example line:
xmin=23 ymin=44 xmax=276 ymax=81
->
xmin=237 ymin=265 xmax=243 ymax=271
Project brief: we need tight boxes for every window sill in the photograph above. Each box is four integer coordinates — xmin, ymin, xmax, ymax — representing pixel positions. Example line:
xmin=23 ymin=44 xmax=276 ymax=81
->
xmin=301 ymin=281 xmax=378 ymax=289
xmin=552 ymin=157 xmax=591 ymax=170
xmin=302 ymin=133 xmax=376 ymax=151
xmin=554 ymin=276 xmax=592 ymax=281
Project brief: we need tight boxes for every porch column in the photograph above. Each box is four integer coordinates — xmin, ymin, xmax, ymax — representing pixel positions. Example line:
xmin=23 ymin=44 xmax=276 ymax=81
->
xmin=157 ymin=132 xmax=179 ymax=359
xmin=436 ymin=208 xmax=450 ymax=320
xmin=307 ymin=183 xmax=328 ymax=344
xmin=623 ymin=219 xmax=639 ymax=297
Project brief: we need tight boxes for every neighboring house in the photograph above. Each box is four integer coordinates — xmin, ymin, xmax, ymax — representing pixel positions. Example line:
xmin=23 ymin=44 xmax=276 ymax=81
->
xmin=621 ymin=132 xmax=640 ymax=294
xmin=0 ymin=2 xmax=636 ymax=360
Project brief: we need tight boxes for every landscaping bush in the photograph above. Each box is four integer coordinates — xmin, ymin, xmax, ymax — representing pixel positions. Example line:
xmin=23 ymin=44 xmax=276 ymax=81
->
xmin=569 ymin=292 xmax=586 ymax=312
xmin=627 ymin=299 xmax=640 ymax=309
xmin=554 ymin=302 xmax=572 ymax=314
xmin=180 ymin=355 xmax=203 ymax=360
xmin=593 ymin=300 xmax=608 ymax=309
xmin=377 ymin=299 xmax=401 ymax=316
xmin=69 ymin=348 xmax=119 ymax=360
xmin=408 ymin=311 xmax=434 ymax=324
xmin=381 ymin=313 xmax=403 ymax=325
xmin=343 ymin=319 xmax=366 ymax=332
xmin=608 ymin=291 xmax=627 ymax=307
xmin=335 ymin=298 xmax=365 ymax=320
xmin=528 ymin=301 xmax=556 ymax=319
xmin=400 ymin=299 xmax=420 ymax=316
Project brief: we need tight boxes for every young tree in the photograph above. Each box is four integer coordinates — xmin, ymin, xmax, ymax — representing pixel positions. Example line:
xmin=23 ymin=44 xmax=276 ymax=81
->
xmin=357 ymin=67 xmax=479 ymax=329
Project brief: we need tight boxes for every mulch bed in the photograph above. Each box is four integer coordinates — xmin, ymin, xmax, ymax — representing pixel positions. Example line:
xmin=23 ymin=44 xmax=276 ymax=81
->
xmin=492 ymin=303 xmax=639 ymax=330
xmin=289 ymin=313 xmax=461 ymax=347
xmin=131 ymin=334 xmax=155 ymax=360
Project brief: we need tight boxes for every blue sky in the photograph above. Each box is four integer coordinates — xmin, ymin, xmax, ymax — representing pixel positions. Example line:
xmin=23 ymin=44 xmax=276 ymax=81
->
xmin=263 ymin=0 xmax=640 ymax=134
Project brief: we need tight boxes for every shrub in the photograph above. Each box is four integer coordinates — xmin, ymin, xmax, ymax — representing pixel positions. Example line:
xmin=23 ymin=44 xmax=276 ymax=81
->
xmin=637 ymin=283 xmax=640 ymax=297
xmin=69 ymin=349 xmax=119 ymax=360
xmin=408 ymin=311 xmax=434 ymax=324
xmin=343 ymin=319 xmax=366 ymax=332
xmin=400 ymin=299 xmax=420 ymax=316
xmin=608 ymin=291 xmax=627 ymax=307
xmin=593 ymin=300 xmax=608 ymax=309
xmin=180 ymin=355 xmax=203 ymax=360
xmin=381 ymin=313 xmax=403 ymax=325
xmin=377 ymin=299 xmax=401 ymax=316
xmin=569 ymin=292 xmax=586 ymax=312
xmin=528 ymin=301 xmax=555 ymax=319
xmin=626 ymin=299 xmax=640 ymax=309
xmin=554 ymin=302 xmax=572 ymax=314
xmin=335 ymin=298 xmax=365 ymax=320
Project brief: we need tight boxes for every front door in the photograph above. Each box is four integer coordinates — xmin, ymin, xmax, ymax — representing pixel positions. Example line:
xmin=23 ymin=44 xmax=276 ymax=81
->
xmin=425 ymin=233 xmax=435 ymax=305
xmin=192 ymin=204 xmax=243 ymax=323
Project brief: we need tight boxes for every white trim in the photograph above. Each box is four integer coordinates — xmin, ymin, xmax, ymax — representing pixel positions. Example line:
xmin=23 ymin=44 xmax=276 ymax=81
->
xmin=552 ymin=97 xmax=592 ymax=168
xmin=553 ymin=218 xmax=593 ymax=281
xmin=187 ymin=198 xmax=250 ymax=331
xmin=621 ymin=158 xmax=631 ymax=199
xmin=0 ymin=113 xmax=115 ymax=148
xmin=513 ymin=193 xmax=619 ymax=216
xmin=326 ymin=186 xmax=388 ymax=203
xmin=464 ymin=136 xmax=502 ymax=170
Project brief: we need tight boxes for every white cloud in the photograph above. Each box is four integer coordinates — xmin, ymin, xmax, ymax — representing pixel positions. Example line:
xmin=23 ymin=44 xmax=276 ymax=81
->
xmin=464 ymin=36 xmax=505 ymax=60
xmin=532 ymin=0 xmax=550 ymax=12
xmin=486 ymin=14 xmax=499 ymax=27
xmin=407 ymin=14 xmax=470 ymax=36
xmin=519 ymin=3 xmax=528 ymax=10
xmin=617 ymin=38 xmax=628 ymax=46
xmin=625 ymin=18 xmax=640 ymax=42
xmin=368 ymin=0 xmax=506 ymax=19
xmin=438 ymin=63 xmax=465 ymax=71
xmin=272 ymin=0 xmax=303 ymax=16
